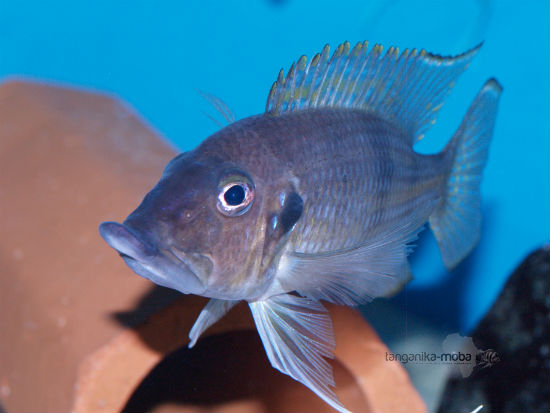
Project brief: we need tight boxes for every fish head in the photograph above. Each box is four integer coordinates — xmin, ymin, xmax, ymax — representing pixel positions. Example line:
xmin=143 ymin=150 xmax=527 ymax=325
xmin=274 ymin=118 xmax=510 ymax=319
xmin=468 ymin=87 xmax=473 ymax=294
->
xmin=99 ymin=149 xmax=296 ymax=300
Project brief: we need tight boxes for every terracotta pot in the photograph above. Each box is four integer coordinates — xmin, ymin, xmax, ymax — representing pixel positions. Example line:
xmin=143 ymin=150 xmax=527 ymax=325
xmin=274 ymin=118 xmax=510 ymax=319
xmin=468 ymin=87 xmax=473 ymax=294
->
xmin=0 ymin=80 xmax=426 ymax=413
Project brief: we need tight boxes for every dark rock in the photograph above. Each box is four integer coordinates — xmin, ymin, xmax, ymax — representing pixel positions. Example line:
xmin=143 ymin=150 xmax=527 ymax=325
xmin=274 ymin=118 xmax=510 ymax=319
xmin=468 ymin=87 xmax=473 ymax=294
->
xmin=438 ymin=246 xmax=550 ymax=413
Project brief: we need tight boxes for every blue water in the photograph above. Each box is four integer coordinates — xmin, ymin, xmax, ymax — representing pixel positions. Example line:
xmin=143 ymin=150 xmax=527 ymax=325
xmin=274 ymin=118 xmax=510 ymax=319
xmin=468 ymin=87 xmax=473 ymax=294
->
xmin=2 ymin=0 xmax=548 ymax=332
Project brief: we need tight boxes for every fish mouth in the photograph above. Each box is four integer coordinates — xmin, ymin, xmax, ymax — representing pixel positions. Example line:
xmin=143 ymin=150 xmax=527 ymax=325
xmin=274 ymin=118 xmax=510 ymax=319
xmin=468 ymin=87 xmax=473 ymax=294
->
xmin=99 ymin=221 xmax=207 ymax=295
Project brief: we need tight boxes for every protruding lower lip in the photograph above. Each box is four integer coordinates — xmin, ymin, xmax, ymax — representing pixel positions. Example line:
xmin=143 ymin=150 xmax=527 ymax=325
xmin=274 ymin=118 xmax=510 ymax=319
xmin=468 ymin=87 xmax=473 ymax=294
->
xmin=98 ymin=221 xmax=206 ymax=295
xmin=99 ymin=221 xmax=158 ymax=260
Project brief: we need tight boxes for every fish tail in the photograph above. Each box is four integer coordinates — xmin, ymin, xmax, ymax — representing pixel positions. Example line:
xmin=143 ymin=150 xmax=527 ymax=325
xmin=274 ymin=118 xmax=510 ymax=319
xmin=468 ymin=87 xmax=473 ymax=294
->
xmin=429 ymin=79 xmax=502 ymax=269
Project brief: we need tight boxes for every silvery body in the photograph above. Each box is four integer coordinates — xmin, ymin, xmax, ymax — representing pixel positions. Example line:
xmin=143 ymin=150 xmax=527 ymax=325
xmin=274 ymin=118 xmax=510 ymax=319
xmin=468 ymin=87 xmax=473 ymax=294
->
xmin=100 ymin=41 xmax=501 ymax=413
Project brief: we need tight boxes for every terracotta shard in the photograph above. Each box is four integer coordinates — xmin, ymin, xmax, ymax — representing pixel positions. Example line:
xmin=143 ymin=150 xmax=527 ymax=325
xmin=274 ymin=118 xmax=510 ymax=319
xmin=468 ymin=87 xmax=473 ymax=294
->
xmin=0 ymin=79 xmax=175 ymax=412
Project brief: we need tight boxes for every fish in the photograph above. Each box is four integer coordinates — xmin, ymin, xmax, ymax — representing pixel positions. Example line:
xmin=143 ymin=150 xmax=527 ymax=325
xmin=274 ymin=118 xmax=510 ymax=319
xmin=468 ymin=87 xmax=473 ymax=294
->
xmin=99 ymin=40 xmax=502 ymax=412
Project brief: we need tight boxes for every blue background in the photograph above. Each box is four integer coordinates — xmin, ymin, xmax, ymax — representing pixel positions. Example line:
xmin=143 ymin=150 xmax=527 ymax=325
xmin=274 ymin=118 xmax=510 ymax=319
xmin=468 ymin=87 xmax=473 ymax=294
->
xmin=1 ymin=0 xmax=548 ymax=334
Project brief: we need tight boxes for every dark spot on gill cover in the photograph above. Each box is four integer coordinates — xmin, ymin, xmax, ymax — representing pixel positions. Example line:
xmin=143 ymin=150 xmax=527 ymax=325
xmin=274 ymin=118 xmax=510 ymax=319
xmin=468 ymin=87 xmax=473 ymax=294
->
xmin=280 ymin=192 xmax=303 ymax=233
xmin=261 ymin=191 xmax=304 ymax=269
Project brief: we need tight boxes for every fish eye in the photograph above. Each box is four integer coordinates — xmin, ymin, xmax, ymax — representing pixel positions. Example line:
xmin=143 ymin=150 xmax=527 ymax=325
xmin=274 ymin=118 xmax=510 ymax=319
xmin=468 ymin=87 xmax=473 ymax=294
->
xmin=224 ymin=184 xmax=246 ymax=206
xmin=217 ymin=178 xmax=254 ymax=217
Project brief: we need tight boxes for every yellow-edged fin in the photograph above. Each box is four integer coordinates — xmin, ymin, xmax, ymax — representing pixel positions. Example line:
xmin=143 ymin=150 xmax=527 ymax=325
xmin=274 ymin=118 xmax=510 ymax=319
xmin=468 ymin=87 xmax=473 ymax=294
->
xmin=265 ymin=41 xmax=482 ymax=144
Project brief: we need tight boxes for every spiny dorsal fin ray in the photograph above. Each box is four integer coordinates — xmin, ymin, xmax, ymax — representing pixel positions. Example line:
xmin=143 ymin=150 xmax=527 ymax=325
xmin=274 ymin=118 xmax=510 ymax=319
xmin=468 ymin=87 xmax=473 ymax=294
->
xmin=265 ymin=41 xmax=481 ymax=144
xmin=197 ymin=89 xmax=236 ymax=125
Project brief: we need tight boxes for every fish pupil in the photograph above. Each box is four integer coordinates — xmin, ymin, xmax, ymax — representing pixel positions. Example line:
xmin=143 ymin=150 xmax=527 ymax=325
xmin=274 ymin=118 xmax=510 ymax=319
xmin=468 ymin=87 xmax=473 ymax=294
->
xmin=224 ymin=184 xmax=245 ymax=206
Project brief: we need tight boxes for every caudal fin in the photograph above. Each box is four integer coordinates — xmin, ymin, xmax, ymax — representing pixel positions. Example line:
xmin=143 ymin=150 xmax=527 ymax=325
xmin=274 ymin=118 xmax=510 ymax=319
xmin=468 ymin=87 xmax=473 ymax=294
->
xmin=430 ymin=79 xmax=502 ymax=269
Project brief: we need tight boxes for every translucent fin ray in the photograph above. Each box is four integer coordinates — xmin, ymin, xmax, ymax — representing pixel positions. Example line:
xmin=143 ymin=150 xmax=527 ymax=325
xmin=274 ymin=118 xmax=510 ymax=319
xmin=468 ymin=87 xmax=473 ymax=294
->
xmin=188 ymin=298 xmax=239 ymax=347
xmin=430 ymin=79 xmax=502 ymax=269
xmin=265 ymin=41 xmax=481 ymax=144
xmin=249 ymin=294 xmax=350 ymax=413
xmin=279 ymin=196 xmax=439 ymax=305
xmin=197 ymin=90 xmax=236 ymax=125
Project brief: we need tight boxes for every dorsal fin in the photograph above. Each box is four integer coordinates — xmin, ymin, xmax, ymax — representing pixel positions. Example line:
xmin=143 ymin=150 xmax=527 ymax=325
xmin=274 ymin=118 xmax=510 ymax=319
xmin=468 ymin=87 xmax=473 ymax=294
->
xmin=265 ymin=41 xmax=481 ymax=144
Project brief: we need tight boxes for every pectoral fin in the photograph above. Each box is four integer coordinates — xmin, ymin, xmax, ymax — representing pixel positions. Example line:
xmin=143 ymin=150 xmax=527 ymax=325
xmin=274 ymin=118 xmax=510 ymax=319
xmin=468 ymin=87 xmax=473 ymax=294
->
xmin=249 ymin=294 xmax=350 ymax=413
xmin=189 ymin=298 xmax=239 ymax=348
xmin=279 ymin=198 xmax=438 ymax=305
